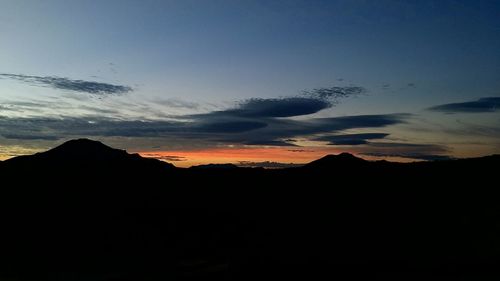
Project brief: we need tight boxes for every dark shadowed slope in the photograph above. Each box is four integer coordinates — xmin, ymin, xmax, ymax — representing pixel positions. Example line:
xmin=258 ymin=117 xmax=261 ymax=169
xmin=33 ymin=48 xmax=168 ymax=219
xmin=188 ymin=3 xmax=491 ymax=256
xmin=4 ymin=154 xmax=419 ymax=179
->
xmin=1 ymin=140 xmax=500 ymax=280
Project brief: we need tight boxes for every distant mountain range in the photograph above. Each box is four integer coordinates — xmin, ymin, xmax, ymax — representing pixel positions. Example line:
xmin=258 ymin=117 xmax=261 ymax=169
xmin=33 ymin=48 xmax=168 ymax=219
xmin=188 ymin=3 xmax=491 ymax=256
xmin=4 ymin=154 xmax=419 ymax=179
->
xmin=0 ymin=139 xmax=499 ymax=280
xmin=2 ymin=138 xmax=498 ymax=170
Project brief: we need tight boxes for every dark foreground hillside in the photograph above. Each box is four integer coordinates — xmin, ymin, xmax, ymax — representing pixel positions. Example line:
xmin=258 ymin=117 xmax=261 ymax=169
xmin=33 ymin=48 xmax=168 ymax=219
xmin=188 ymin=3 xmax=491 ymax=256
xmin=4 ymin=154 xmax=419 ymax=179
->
xmin=1 ymin=139 xmax=499 ymax=280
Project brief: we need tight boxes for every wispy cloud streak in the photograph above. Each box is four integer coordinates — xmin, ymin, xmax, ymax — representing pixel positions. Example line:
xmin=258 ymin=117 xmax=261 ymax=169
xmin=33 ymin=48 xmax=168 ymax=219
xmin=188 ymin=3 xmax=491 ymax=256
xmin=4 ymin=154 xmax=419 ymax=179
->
xmin=0 ymin=73 xmax=132 ymax=95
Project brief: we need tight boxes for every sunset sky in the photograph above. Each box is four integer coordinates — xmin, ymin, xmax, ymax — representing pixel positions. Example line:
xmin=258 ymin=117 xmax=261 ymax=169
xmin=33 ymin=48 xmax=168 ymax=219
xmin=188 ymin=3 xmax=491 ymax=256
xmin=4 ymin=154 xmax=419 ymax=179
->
xmin=1 ymin=0 xmax=499 ymax=167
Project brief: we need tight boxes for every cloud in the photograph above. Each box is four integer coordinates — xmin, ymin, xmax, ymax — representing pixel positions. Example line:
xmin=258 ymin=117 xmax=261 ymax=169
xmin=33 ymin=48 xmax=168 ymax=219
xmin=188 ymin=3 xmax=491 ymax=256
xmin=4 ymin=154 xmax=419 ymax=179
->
xmin=363 ymin=152 xmax=454 ymax=161
xmin=448 ymin=121 xmax=500 ymax=138
xmin=0 ymin=77 xmax=407 ymax=149
xmin=0 ymin=105 xmax=18 ymax=112
xmin=233 ymin=97 xmax=331 ymax=117
xmin=0 ymin=116 xmax=268 ymax=140
xmin=241 ymin=140 xmax=297 ymax=146
xmin=154 ymin=98 xmax=199 ymax=109
xmin=313 ymin=133 xmax=389 ymax=145
xmin=201 ymin=114 xmax=408 ymax=146
xmin=1 ymin=134 xmax=60 ymax=141
xmin=0 ymin=73 xmax=132 ymax=95
xmin=237 ymin=161 xmax=303 ymax=169
xmin=366 ymin=142 xmax=448 ymax=151
xmin=358 ymin=142 xmax=451 ymax=161
xmin=194 ymin=120 xmax=268 ymax=133
xmin=193 ymin=86 xmax=366 ymax=119
xmin=157 ymin=156 xmax=186 ymax=162
xmin=152 ymin=85 xmax=394 ymax=146
xmin=0 ymin=145 xmax=42 ymax=158
xmin=193 ymin=97 xmax=331 ymax=119
xmin=0 ymin=113 xmax=408 ymax=147
xmin=310 ymin=114 xmax=409 ymax=130
xmin=141 ymin=153 xmax=186 ymax=162
xmin=428 ymin=97 xmax=500 ymax=113
xmin=288 ymin=149 xmax=314 ymax=153
xmin=301 ymin=86 xmax=366 ymax=100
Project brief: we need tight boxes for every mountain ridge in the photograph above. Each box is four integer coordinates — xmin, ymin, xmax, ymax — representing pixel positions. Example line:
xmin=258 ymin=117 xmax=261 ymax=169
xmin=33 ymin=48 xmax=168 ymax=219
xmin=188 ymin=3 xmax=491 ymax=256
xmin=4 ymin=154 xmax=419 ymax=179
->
xmin=5 ymin=138 xmax=499 ymax=169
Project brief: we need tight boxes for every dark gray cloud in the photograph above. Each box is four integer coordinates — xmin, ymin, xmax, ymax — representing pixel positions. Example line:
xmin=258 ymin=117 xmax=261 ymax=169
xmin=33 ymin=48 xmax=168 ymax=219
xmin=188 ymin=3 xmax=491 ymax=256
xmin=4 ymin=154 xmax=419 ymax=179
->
xmin=193 ymin=97 xmax=330 ymax=119
xmin=201 ymin=114 xmax=408 ymax=146
xmin=1 ymin=84 xmax=373 ymax=146
xmin=314 ymin=133 xmax=389 ymax=145
xmin=288 ymin=149 xmax=314 ymax=153
xmin=233 ymin=97 xmax=331 ymax=117
xmin=311 ymin=114 xmax=409 ymax=130
xmin=358 ymin=142 xmax=451 ymax=161
xmin=367 ymin=142 xmax=448 ymax=151
xmin=194 ymin=120 xmax=268 ymax=133
xmin=146 ymin=85 xmax=398 ymax=146
xmin=1 ymin=134 xmax=60 ymax=141
xmin=0 ymin=113 xmax=408 ymax=147
xmin=0 ymin=117 xmax=266 ymax=140
xmin=0 ymin=73 xmax=132 ymax=95
xmin=301 ymin=86 xmax=366 ymax=100
xmin=241 ymin=140 xmax=297 ymax=146
xmin=141 ymin=153 xmax=186 ymax=162
xmin=237 ymin=161 xmax=303 ymax=169
xmin=362 ymin=152 xmax=454 ymax=161
xmin=0 ymin=78 xmax=406 ymax=148
xmin=192 ymin=86 xmax=366 ymax=119
xmin=428 ymin=97 xmax=500 ymax=113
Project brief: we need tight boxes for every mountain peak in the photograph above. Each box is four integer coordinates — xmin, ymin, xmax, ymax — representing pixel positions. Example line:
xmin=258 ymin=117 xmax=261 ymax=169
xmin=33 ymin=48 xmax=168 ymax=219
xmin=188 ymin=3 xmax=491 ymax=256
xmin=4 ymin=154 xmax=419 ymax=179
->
xmin=4 ymin=138 xmax=176 ymax=170
xmin=49 ymin=138 xmax=117 ymax=153
xmin=319 ymin=152 xmax=364 ymax=161
xmin=335 ymin=152 xmax=359 ymax=159
xmin=42 ymin=138 xmax=127 ymax=160
xmin=59 ymin=138 xmax=109 ymax=147
xmin=304 ymin=152 xmax=366 ymax=168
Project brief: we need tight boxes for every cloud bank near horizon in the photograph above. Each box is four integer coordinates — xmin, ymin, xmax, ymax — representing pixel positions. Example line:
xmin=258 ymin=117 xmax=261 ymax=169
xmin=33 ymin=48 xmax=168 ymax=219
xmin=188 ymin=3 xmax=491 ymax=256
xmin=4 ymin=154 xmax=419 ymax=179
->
xmin=2 ymin=84 xmax=498 ymax=162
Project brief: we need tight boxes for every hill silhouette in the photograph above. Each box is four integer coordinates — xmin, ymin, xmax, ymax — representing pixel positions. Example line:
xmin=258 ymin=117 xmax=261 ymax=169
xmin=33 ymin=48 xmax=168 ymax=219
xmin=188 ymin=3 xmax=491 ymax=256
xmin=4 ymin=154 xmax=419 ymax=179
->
xmin=5 ymin=138 xmax=175 ymax=170
xmin=303 ymin=152 xmax=367 ymax=169
xmin=190 ymin=163 xmax=240 ymax=170
xmin=1 ymin=139 xmax=499 ymax=280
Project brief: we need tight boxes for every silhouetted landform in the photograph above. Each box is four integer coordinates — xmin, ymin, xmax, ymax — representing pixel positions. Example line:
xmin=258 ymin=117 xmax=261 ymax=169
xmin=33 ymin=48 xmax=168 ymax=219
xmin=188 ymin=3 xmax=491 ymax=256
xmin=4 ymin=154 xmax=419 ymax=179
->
xmin=303 ymin=151 xmax=368 ymax=168
xmin=1 ymin=139 xmax=499 ymax=280
xmin=190 ymin=163 xmax=241 ymax=170
xmin=4 ymin=138 xmax=175 ymax=171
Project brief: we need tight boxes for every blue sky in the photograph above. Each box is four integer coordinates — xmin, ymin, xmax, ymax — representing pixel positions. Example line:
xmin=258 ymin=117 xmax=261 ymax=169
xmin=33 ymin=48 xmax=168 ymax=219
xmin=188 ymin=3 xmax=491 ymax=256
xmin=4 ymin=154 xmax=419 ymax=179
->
xmin=1 ymin=0 xmax=499 ymax=165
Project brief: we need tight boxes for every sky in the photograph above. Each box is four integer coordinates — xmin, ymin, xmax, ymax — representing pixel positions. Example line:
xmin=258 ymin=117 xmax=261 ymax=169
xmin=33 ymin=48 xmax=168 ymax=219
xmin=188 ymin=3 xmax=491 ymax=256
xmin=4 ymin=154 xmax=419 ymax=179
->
xmin=1 ymin=0 xmax=499 ymax=167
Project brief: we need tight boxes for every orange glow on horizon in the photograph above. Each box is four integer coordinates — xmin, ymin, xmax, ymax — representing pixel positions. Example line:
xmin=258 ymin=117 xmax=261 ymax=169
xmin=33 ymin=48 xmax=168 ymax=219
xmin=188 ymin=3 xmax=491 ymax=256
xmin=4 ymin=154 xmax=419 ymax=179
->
xmin=138 ymin=146 xmax=343 ymax=167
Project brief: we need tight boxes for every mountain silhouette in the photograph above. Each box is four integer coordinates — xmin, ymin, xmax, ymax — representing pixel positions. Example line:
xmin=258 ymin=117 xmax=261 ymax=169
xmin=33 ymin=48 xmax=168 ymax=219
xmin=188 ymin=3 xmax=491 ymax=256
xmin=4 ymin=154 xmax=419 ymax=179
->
xmin=37 ymin=138 xmax=132 ymax=160
xmin=1 ymin=139 xmax=500 ymax=280
xmin=190 ymin=163 xmax=240 ymax=170
xmin=303 ymin=152 xmax=367 ymax=169
xmin=4 ymin=138 xmax=175 ymax=171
